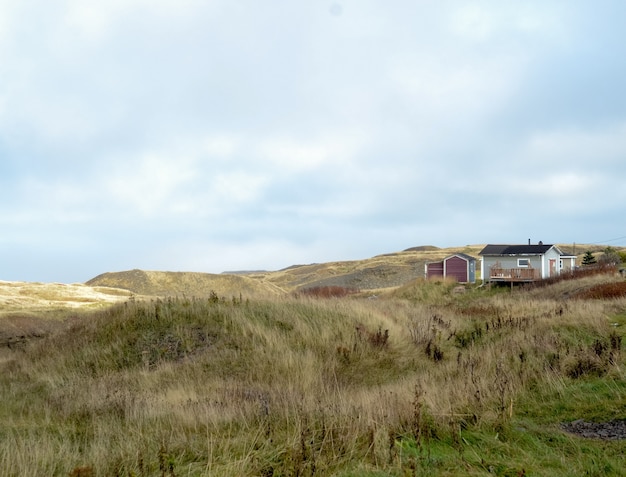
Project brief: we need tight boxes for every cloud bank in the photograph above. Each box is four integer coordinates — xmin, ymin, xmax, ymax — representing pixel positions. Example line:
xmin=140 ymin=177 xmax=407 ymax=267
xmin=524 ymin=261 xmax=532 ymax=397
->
xmin=1 ymin=1 xmax=625 ymax=282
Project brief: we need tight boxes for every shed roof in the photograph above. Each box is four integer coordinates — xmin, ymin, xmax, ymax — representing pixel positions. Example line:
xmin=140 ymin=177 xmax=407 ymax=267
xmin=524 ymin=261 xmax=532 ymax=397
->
xmin=479 ymin=244 xmax=554 ymax=256
xmin=445 ymin=253 xmax=476 ymax=262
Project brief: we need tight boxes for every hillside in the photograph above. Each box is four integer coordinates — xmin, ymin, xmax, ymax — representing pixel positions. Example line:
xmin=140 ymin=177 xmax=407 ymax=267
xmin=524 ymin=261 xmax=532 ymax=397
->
xmin=0 ymin=268 xmax=624 ymax=475
xmin=85 ymin=269 xmax=285 ymax=298
xmin=84 ymin=243 xmax=618 ymax=296
xmin=0 ymin=280 xmax=134 ymax=348
xmin=1 ymin=243 xmax=620 ymax=348
xmin=253 ymin=245 xmax=481 ymax=292
xmin=86 ymin=245 xmax=488 ymax=296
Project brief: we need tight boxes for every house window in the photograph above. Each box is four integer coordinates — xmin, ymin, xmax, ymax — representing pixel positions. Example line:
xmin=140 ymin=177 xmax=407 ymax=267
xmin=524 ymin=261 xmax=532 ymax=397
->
xmin=517 ymin=258 xmax=530 ymax=268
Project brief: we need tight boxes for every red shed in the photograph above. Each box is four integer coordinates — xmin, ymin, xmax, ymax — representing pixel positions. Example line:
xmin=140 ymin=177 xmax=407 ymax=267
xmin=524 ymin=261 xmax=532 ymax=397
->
xmin=426 ymin=254 xmax=476 ymax=283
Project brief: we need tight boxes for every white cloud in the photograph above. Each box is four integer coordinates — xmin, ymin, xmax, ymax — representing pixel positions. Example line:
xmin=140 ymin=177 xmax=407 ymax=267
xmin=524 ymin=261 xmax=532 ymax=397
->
xmin=212 ymin=171 xmax=268 ymax=206
xmin=203 ymin=134 xmax=241 ymax=160
xmin=105 ymin=153 xmax=198 ymax=217
xmin=63 ymin=0 xmax=209 ymax=42
xmin=449 ymin=4 xmax=497 ymax=42
xmin=525 ymin=123 xmax=626 ymax=166
xmin=260 ymin=139 xmax=330 ymax=171
xmin=389 ymin=54 xmax=525 ymax=129
xmin=449 ymin=3 xmax=564 ymax=42
xmin=259 ymin=135 xmax=360 ymax=173
xmin=509 ymin=172 xmax=595 ymax=199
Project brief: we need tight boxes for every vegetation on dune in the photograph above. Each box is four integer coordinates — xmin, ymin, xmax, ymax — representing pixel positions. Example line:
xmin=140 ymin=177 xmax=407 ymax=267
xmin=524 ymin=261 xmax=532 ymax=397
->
xmin=85 ymin=270 xmax=284 ymax=299
xmin=0 ymin=271 xmax=625 ymax=475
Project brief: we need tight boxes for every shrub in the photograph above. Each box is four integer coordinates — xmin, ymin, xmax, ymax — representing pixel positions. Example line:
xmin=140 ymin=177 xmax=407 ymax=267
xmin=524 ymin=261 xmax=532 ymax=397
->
xmin=574 ymin=282 xmax=626 ymax=299
xmin=299 ymin=286 xmax=358 ymax=298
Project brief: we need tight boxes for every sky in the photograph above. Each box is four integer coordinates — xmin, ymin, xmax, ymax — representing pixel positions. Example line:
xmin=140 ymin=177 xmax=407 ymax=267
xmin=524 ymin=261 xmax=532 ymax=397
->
xmin=2 ymin=1 xmax=626 ymax=283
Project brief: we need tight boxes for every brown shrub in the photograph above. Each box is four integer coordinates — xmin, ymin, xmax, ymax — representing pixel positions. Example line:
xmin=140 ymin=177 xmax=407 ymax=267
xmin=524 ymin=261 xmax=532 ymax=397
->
xmin=355 ymin=323 xmax=389 ymax=349
xmin=574 ymin=281 xmax=626 ymax=299
xmin=530 ymin=264 xmax=618 ymax=289
xmin=299 ymin=286 xmax=359 ymax=298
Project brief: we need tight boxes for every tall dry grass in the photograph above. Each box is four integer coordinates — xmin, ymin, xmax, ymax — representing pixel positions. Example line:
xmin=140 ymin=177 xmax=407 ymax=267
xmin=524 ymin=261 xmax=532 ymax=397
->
xmin=0 ymin=275 xmax=624 ymax=475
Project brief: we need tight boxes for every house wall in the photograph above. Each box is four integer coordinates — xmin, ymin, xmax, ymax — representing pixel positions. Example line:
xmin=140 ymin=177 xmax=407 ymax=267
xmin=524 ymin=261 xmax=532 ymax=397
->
xmin=542 ymin=247 xmax=563 ymax=278
xmin=426 ymin=261 xmax=444 ymax=279
xmin=484 ymin=255 xmax=543 ymax=274
xmin=560 ymin=256 xmax=576 ymax=272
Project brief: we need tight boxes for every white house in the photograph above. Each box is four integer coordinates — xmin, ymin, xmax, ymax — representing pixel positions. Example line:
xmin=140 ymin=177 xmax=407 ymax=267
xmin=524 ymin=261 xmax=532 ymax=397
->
xmin=479 ymin=242 xmax=576 ymax=283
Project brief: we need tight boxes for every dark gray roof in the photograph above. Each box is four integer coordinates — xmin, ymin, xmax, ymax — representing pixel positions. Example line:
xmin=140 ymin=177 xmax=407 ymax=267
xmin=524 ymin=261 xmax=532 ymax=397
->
xmin=479 ymin=244 xmax=554 ymax=256
xmin=445 ymin=253 xmax=476 ymax=262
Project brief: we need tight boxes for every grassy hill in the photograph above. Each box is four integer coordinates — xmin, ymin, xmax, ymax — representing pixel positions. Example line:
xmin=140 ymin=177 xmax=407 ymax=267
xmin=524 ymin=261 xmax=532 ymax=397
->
xmin=84 ymin=245 xmax=489 ymax=297
xmin=1 ymin=243 xmax=620 ymax=350
xmin=0 ymin=243 xmax=625 ymax=475
xmin=0 ymin=261 xmax=625 ymax=475
xmin=84 ymin=244 xmax=620 ymax=297
xmin=85 ymin=269 xmax=285 ymax=298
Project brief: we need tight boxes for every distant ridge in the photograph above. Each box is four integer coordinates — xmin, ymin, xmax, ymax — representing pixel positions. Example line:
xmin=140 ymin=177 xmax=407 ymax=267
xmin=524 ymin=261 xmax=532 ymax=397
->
xmin=86 ymin=269 xmax=284 ymax=298
xmin=222 ymin=270 xmax=269 ymax=275
xmin=403 ymin=245 xmax=440 ymax=252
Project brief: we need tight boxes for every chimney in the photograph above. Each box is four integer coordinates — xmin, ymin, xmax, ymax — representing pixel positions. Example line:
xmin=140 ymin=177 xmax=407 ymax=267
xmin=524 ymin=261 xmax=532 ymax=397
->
xmin=539 ymin=240 xmax=543 ymax=245
xmin=528 ymin=238 xmax=531 ymax=245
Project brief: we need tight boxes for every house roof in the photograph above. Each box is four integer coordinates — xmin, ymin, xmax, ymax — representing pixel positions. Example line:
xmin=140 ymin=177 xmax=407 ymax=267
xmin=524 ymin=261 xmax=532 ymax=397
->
xmin=445 ymin=253 xmax=476 ymax=262
xmin=426 ymin=253 xmax=477 ymax=266
xmin=479 ymin=244 xmax=555 ymax=256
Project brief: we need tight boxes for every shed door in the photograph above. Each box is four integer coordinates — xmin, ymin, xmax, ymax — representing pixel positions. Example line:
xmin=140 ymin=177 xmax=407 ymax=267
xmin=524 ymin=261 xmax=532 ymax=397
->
xmin=445 ymin=256 xmax=468 ymax=282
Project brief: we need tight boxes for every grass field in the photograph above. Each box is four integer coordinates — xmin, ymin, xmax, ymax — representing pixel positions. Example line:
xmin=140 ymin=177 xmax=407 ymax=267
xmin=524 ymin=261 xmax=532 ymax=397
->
xmin=0 ymin=266 xmax=624 ymax=476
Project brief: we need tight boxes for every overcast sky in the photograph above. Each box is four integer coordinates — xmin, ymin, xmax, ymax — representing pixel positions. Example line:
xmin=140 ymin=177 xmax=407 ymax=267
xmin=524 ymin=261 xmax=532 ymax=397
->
xmin=2 ymin=1 xmax=626 ymax=283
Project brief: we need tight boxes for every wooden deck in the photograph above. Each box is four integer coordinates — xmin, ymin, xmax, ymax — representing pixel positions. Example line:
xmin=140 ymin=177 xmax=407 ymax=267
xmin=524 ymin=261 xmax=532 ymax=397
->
xmin=488 ymin=267 xmax=540 ymax=282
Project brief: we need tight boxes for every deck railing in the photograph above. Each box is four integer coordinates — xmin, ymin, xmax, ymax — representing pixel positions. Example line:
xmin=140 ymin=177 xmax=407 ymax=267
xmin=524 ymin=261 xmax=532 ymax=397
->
xmin=489 ymin=267 xmax=540 ymax=281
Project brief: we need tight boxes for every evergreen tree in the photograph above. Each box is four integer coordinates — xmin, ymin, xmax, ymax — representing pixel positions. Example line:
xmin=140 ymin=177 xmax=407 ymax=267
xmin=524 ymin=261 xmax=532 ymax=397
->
xmin=581 ymin=250 xmax=597 ymax=266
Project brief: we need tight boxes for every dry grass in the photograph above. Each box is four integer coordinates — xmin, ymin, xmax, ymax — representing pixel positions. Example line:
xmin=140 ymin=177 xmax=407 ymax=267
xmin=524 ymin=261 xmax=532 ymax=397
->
xmin=0 ymin=281 xmax=133 ymax=314
xmin=1 ymin=245 xmax=625 ymax=475
xmin=86 ymin=269 xmax=284 ymax=298
xmin=1 ymin=269 xmax=624 ymax=475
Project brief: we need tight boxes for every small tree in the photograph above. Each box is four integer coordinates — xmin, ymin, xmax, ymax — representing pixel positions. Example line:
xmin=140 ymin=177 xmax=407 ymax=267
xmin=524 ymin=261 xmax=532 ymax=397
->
xmin=599 ymin=246 xmax=621 ymax=266
xmin=581 ymin=250 xmax=597 ymax=266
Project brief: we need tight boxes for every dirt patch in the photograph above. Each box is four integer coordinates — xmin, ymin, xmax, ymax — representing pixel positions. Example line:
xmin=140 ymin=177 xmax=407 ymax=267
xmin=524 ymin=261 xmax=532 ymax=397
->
xmin=561 ymin=419 xmax=626 ymax=440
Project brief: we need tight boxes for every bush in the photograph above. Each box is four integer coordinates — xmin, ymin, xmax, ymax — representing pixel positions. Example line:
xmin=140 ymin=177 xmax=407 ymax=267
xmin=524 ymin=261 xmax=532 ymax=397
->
xmin=298 ymin=286 xmax=358 ymax=298
xmin=574 ymin=282 xmax=626 ymax=299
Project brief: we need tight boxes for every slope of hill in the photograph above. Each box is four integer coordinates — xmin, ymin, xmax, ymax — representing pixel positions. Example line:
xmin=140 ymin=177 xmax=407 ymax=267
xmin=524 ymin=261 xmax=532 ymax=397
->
xmin=0 ymin=280 xmax=132 ymax=314
xmin=85 ymin=269 xmax=285 ymax=298
xmin=82 ymin=243 xmax=622 ymax=296
xmin=0 ymin=280 xmax=134 ymax=347
xmin=83 ymin=246 xmax=487 ymax=296
xmin=1 ymin=242 xmax=621 ymax=372
xmin=221 ymin=245 xmax=486 ymax=293
xmin=1 ymin=269 xmax=624 ymax=475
